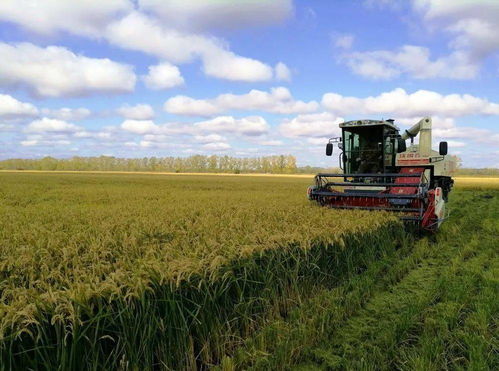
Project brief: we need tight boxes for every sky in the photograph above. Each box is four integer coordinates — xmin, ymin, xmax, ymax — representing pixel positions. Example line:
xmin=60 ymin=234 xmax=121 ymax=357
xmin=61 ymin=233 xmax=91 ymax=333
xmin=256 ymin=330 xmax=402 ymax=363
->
xmin=0 ymin=0 xmax=498 ymax=168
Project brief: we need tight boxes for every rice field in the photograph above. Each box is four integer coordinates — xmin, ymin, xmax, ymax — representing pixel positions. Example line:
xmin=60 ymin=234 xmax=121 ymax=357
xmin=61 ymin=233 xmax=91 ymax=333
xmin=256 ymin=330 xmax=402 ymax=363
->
xmin=222 ymin=180 xmax=499 ymax=370
xmin=1 ymin=172 xmax=496 ymax=370
xmin=0 ymin=172 xmax=402 ymax=370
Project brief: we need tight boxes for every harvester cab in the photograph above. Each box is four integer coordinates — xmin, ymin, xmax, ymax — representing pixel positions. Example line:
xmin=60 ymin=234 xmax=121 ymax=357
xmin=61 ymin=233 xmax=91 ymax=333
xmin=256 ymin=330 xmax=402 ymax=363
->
xmin=308 ymin=117 xmax=456 ymax=231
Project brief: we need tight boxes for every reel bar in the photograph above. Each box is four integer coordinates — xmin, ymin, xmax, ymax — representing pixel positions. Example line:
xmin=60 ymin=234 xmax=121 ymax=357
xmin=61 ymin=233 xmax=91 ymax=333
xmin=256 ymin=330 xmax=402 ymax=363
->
xmin=326 ymin=205 xmax=421 ymax=212
xmin=312 ymin=191 xmax=423 ymax=199
xmin=316 ymin=173 xmax=423 ymax=178
xmin=322 ymin=182 xmax=427 ymax=188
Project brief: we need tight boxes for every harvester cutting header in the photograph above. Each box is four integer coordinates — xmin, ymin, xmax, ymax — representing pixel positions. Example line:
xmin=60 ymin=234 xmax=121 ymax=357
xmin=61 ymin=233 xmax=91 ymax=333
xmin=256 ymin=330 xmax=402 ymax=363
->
xmin=308 ymin=117 xmax=457 ymax=231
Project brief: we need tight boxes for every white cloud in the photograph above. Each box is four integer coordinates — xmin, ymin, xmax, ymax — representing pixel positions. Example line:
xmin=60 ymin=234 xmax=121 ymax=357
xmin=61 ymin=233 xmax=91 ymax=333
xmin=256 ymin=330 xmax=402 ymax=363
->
xmin=120 ymin=119 xmax=159 ymax=134
xmin=275 ymin=62 xmax=292 ymax=81
xmin=143 ymin=62 xmax=184 ymax=90
xmin=194 ymin=116 xmax=269 ymax=136
xmin=193 ymin=134 xmax=227 ymax=144
xmin=20 ymin=140 xmax=38 ymax=147
xmin=342 ymin=46 xmax=477 ymax=80
xmin=24 ymin=118 xmax=82 ymax=133
xmin=119 ymin=116 xmax=269 ymax=137
xmin=333 ymin=34 xmax=355 ymax=49
xmin=413 ymin=0 xmax=499 ymax=60
xmin=105 ymin=11 xmax=274 ymax=82
xmin=0 ymin=3 xmax=286 ymax=84
xmin=0 ymin=94 xmax=38 ymax=118
xmin=142 ymin=134 xmax=170 ymax=142
xmin=0 ymin=0 xmax=132 ymax=37
xmin=42 ymin=107 xmax=91 ymax=121
xmin=0 ymin=43 xmax=136 ymax=97
xmin=119 ymin=115 xmax=269 ymax=138
xmin=259 ymin=140 xmax=284 ymax=146
xmin=117 ymin=104 xmax=155 ymax=120
xmin=280 ymin=112 xmax=344 ymax=138
xmin=201 ymin=48 xmax=274 ymax=82
xmin=396 ymin=116 xmax=458 ymax=131
xmin=432 ymin=124 xmax=499 ymax=148
xmin=21 ymin=136 xmax=71 ymax=147
xmin=165 ymin=96 xmax=219 ymax=117
xmin=350 ymin=0 xmax=499 ymax=80
xmin=138 ymin=0 xmax=293 ymax=32
xmin=202 ymin=142 xmax=231 ymax=151
xmin=389 ymin=115 xmax=499 ymax=150
xmin=164 ymin=87 xmax=318 ymax=116
xmin=322 ymin=88 xmax=499 ymax=118
xmin=104 ymin=12 xmax=192 ymax=64
xmin=74 ymin=130 xmax=112 ymax=140
xmin=445 ymin=140 xmax=466 ymax=148
xmin=0 ymin=123 xmax=14 ymax=131
xmin=124 ymin=141 xmax=139 ymax=147
xmin=307 ymin=137 xmax=330 ymax=145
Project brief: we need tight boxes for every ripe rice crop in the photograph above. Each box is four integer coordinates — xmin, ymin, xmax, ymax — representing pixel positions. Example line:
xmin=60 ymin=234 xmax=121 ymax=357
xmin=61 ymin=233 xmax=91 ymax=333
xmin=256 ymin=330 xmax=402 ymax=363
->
xmin=0 ymin=173 xmax=403 ymax=369
xmin=223 ymin=180 xmax=499 ymax=370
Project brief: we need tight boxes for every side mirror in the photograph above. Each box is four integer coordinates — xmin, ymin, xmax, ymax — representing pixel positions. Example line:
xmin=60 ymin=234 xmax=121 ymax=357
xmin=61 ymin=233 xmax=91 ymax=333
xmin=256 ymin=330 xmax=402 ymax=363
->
xmin=326 ymin=143 xmax=333 ymax=156
xmin=439 ymin=141 xmax=448 ymax=156
xmin=397 ymin=138 xmax=406 ymax=153
xmin=338 ymin=142 xmax=343 ymax=150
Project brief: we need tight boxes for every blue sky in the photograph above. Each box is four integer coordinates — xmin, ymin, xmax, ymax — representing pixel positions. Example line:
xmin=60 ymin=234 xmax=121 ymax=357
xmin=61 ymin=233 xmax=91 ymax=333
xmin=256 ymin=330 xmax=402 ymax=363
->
xmin=0 ymin=0 xmax=498 ymax=167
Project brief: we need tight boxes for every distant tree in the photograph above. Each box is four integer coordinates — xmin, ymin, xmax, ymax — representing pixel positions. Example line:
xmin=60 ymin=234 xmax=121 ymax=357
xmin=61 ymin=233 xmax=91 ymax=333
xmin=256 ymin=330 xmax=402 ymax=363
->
xmin=0 ymin=155 xmax=307 ymax=174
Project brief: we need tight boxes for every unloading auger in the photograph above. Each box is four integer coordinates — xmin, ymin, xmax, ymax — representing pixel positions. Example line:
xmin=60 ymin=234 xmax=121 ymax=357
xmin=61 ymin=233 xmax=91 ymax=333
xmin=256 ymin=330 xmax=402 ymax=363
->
xmin=307 ymin=117 xmax=457 ymax=231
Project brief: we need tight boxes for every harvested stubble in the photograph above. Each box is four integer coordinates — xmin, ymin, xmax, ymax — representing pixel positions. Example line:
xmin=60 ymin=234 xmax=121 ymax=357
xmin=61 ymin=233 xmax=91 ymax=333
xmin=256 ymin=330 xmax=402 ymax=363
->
xmin=0 ymin=173 xmax=402 ymax=369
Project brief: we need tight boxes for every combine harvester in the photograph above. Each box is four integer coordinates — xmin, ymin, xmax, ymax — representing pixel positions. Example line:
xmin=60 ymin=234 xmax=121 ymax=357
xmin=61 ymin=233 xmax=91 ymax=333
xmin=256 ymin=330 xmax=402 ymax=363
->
xmin=308 ymin=117 xmax=457 ymax=231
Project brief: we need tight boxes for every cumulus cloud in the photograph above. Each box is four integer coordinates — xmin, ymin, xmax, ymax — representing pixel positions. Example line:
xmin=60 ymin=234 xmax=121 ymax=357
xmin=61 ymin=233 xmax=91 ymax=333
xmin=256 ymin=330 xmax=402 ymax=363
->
xmin=201 ymin=48 xmax=274 ymax=82
xmin=117 ymin=104 xmax=155 ymax=120
xmin=42 ymin=107 xmax=91 ymax=121
xmin=342 ymin=46 xmax=477 ymax=80
xmin=21 ymin=137 xmax=71 ymax=147
xmin=194 ymin=116 xmax=269 ymax=136
xmin=258 ymin=140 xmax=284 ymax=146
xmin=0 ymin=94 xmax=38 ymax=118
xmin=0 ymin=0 xmax=132 ymax=37
xmin=164 ymin=87 xmax=318 ymax=116
xmin=307 ymin=137 xmax=331 ymax=145
xmin=165 ymin=96 xmax=220 ymax=117
xmin=105 ymin=11 xmax=274 ymax=82
xmin=432 ymin=124 xmax=499 ymax=147
xmin=24 ymin=118 xmax=82 ymax=133
xmin=321 ymin=88 xmax=499 ymax=118
xmin=347 ymin=0 xmax=499 ymax=80
xmin=138 ymin=0 xmax=293 ymax=32
xmin=202 ymin=142 xmax=231 ymax=151
xmin=193 ymin=134 xmax=227 ymax=144
xmin=333 ymin=34 xmax=355 ymax=49
xmin=280 ymin=112 xmax=344 ymax=138
xmin=143 ymin=62 xmax=184 ymax=90
xmin=0 ymin=2 xmax=288 ymax=84
xmin=120 ymin=119 xmax=159 ymax=135
xmin=119 ymin=116 xmax=269 ymax=137
xmin=275 ymin=62 xmax=292 ymax=81
xmin=74 ymin=130 xmax=112 ymax=140
xmin=413 ymin=0 xmax=499 ymax=60
xmin=0 ymin=43 xmax=136 ymax=97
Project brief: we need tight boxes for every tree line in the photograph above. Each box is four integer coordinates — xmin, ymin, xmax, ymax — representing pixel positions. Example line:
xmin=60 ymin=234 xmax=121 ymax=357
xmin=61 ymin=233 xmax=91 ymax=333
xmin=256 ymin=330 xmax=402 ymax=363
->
xmin=0 ymin=155 xmax=299 ymax=174
xmin=455 ymin=168 xmax=499 ymax=176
